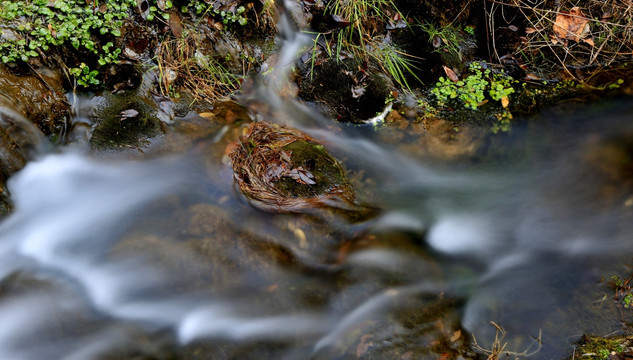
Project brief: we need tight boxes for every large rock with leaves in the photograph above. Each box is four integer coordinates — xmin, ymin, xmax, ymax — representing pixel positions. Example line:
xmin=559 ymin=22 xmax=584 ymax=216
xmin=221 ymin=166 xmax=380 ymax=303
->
xmin=229 ymin=121 xmax=357 ymax=213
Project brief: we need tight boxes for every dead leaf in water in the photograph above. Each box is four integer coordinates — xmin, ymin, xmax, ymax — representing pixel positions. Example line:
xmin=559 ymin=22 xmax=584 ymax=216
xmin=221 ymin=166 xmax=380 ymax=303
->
xmin=118 ymin=109 xmax=139 ymax=120
xmin=356 ymin=334 xmax=374 ymax=358
xmin=553 ymin=7 xmax=593 ymax=45
xmin=450 ymin=329 xmax=462 ymax=342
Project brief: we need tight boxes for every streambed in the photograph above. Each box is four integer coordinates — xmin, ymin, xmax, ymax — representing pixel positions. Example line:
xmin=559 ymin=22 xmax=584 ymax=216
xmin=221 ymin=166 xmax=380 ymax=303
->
xmin=0 ymin=79 xmax=632 ymax=360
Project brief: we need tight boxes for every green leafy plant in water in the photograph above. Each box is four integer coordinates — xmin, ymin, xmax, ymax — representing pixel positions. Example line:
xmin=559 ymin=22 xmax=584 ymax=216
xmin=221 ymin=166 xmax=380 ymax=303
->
xmin=431 ymin=62 xmax=516 ymax=110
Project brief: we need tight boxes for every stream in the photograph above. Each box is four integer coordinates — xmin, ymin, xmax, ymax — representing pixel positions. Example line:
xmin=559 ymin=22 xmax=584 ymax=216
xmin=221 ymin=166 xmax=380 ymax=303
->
xmin=1 ymin=12 xmax=633 ymax=360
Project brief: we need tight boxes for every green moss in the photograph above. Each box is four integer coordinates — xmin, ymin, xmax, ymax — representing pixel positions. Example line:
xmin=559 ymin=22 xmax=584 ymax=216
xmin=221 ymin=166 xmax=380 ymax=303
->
xmin=273 ymin=140 xmax=348 ymax=198
xmin=89 ymin=95 xmax=163 ymax=151
xmin=573 ymin=335 xmax=628 ymax=360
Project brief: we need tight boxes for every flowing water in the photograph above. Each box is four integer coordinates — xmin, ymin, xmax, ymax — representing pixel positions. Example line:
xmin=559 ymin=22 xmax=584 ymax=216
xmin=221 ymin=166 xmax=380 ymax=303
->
xmin=2 ymin=12 xmax=633 ymax=360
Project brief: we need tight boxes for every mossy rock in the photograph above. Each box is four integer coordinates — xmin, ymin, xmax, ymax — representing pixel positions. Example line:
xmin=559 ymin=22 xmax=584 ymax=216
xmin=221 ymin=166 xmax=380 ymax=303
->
xmin=89 ymin=94 xmax=163 ymax=152
xmin=229 ymin=121 xmax=356 ymax=213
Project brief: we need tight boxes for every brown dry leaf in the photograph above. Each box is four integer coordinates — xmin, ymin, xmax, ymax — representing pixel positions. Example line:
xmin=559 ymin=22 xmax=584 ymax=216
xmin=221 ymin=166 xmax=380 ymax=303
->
xmin=450 ymin=329 xmax=462 ymax=342
xmin=553 ymin=7 xmax=592 ymax=43
xmin=501 ymin=96 xmax=509 ymax=108
xmin=525 ymin=73 xmax=543 ymax=81
xmin=198 ymin=112 xmax=215 ymax=120
xmin=169 ymin=11 xmax=183 ymax=38
xmin=356 ymin=334 xmax=374 ymax=358
xmin=525 ymin=27 xmax=537 ymax=34
xmin=442 ymin=65 xmax=459 ymax=82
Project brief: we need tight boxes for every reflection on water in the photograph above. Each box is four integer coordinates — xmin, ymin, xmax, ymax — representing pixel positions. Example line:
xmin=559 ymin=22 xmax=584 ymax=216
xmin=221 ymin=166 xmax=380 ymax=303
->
xmin=0 ymin=93 xmax=632 ymax=359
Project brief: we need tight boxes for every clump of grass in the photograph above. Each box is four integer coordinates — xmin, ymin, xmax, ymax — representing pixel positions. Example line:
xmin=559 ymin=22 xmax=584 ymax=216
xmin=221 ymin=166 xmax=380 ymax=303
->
xmin=420 ymin=21 xmax=465 ymax=61
xmin=306 ymin=0 xmax=422 ymax=93
xmin=156 ymin=34 xmax=241 ymax=102
xmin=572 ymin=334 xmax=632 ymax=360
xmin=370 ymin=42 xmax=422 ymax=93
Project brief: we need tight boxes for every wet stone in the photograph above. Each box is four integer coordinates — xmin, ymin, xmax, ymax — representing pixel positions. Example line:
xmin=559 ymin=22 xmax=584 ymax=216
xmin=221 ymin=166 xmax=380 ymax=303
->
xmin=0 ymin=65 xmax=70 ymax=137
xmin=89 ymin=94 xmax=164 ymax=152
xmin=229 ymin=121 xmax=357 ymax=213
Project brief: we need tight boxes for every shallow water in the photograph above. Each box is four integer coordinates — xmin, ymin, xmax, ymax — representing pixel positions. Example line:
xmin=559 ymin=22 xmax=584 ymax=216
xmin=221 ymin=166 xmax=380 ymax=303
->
xmin=1 ymin=87 xmax=632 ymax=360
xmin=2 ymin=14 xmax=633 ymax=360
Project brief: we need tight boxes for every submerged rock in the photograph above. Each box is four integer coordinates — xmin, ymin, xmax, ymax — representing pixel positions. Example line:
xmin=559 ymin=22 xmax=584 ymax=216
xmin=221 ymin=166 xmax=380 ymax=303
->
xmin=229 ymin=121 xmax=357 ymax=213
xmin=0 ymin=105 xmax=48 ymax=216
xmin=0 ymin=65 xmax=69 ymax=137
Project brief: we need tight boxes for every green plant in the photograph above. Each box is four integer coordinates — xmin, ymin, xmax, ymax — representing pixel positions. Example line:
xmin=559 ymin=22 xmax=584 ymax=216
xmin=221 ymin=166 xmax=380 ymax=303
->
xmin=305 ymin=0 xmax=421 ymax=92
xmin=69 ymin=63 xmax=100 ymax=87
xmin=325 ymin=0 xmax=397 ymax=54
xmin=610 ymin=273 xmax=633 ymax=309
xmin=431 ymin=62 xmax=516 ymax=110
xmin=371 ymin=43 xmax=422 ymax=93
xmin=186 ymin=1 xmax=247 ymax=26
xmin=0 ymin=0 xmax=133 ymax=66
xmin=420 ymin=22 xmax=464 ymax=61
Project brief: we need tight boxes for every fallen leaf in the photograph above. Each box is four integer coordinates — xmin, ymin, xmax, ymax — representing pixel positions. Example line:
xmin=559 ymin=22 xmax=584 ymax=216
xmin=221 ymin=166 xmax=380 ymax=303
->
xmin=118 ymin=109 xmax=139 ymax=120
xmin=137 ymin=0 xmax=149 ymax=19
xmin=351 ymin=85 xmax=366 ymax=98
xmin=450 ymin=329 xmax=462 ymax=342
xmin=524 ymin=73 xmax=543 ymax=81
xmin=553 ymin=7 xmax=592 ymax=44
xmin=331 ymin=14 xmax=351 ymax=28
xmin=508 ymin=25 xmax=518 ymax=32
xmin=501 ymin=96 xmax=509 ymax=108
xmin=442 ymin=65 xmax=459 ymax=82
xmin=356 ymin=334 xmax=374 ymax=358
xmin=169 ymin=11 xmax=183 ymax=38
xmin=157 ymin=0 xmax=165 ymax=10
xmin=525 ymin=27 xmax=537 ymax=34
xmin=279 ymin=150 xmax=292 ymax=164
xmin=198 ymin=112 xmax=215 ymax=120
xmin=602 ymin=11 xmax=613 ymax=20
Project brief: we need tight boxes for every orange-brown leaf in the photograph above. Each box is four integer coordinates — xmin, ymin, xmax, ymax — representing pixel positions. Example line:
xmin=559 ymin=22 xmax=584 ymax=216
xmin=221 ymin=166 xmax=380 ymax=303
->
xmin=356 ymin=334 xmax=374 ymax=358
xmin=169 ymin=11 xmax=183 ymax=38
xmin=553 ymin=7 xmax=591 ymax=43
xmin=442 ymin=65 xmax=459 ymax=82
